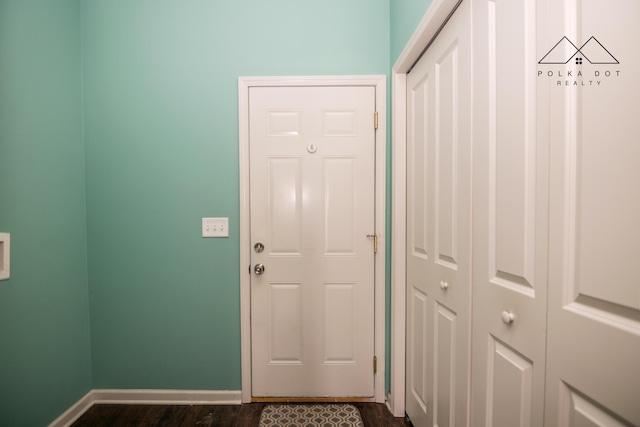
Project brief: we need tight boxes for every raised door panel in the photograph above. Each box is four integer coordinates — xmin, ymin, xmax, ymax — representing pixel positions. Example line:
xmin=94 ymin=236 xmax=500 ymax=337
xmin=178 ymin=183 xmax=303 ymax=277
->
xmin=485 ymin=337 xmax=534 ymax=427
xmin=492 ymin=0 xmax=538 ymax=292
xmin=434 ymin=42 xmax=459 ymax=270
xmin=323 ymin=283 xmax=356 ymax=363
xmin=434 ymin=304 xmax=457 ymax=426
xmin=558 ymin=384 xmax=632 ymax=427
xmin=406 ymin=54 xmax=432 ymax=427
xmin=410 ymin=73 xmax=430 ymax=263
xmin=409 ymin=287 xmax=429 ymax=415
xmin=267 ymin=158 xmax=303 ymax=255
xmin=323 ymin=158 xmax=357 ymax=255
xmin=268 ymin=283 xmax=303 ymax=363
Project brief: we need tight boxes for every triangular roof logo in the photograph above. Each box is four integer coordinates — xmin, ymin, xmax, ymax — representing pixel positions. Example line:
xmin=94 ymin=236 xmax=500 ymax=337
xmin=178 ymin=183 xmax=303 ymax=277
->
xmin=580 ymin=37 xmax=619 ymax=64
xmin=539 ymin=36 xmax=619 ymax=64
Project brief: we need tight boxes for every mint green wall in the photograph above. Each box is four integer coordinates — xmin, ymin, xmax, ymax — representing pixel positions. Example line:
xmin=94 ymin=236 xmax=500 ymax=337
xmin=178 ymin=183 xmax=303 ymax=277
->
xmin=390 ymin=0 xmax=434 ymax=63
xmin=0 ymin=1 xmax=92 ymax=426
xmin=0 ymin=1 xmax=426 ymax=418
xmin=82 ymin=0 xmax=390 ymax=390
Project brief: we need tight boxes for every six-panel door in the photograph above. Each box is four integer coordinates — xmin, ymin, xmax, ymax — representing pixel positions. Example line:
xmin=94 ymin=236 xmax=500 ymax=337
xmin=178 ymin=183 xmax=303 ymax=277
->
xmin=249 ymin=86 xmax=376 ymax=397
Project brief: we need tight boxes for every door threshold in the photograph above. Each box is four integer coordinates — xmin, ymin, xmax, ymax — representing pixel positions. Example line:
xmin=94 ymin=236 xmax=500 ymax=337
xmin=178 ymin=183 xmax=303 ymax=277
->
xmin=251 ymin=397 xmax=375 ymax=403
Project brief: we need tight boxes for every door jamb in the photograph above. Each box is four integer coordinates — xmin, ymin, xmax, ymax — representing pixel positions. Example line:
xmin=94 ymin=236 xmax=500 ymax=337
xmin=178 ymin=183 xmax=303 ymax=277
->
xmin=389 ymin=0 xmax=462 ymax=417
xmin=238 ymin=75 xmax=387 ymax=403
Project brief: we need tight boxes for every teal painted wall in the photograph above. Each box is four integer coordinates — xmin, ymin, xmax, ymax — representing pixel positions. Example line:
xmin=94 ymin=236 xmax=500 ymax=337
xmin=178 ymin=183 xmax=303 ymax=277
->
xmin=82 ymin=0 xmax=391 ymax=390
xmin=0 ymin=1 xmax=93 ymax=426
xmin=390 ymin=0 xmax=434 ymax=63
xmin=0 ymin=1 xmax=428 ymax=419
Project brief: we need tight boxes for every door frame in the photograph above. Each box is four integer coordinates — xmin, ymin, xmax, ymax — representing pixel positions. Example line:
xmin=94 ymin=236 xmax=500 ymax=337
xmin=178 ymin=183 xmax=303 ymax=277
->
xmin=238 ymin=75 xmax=387 ymax=403
xmin=389 ymin=0 xmax=463 ymax=417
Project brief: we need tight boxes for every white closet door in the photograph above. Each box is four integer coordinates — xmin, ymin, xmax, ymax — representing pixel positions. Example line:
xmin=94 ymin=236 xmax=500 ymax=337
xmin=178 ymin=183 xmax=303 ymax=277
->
xmin=545 ymin=1 xmax=640 ymax=425
xmin=471 ymin=0 xmax=551 ymax=425
xmin=405 ymin=1 xmax=472 ymax=425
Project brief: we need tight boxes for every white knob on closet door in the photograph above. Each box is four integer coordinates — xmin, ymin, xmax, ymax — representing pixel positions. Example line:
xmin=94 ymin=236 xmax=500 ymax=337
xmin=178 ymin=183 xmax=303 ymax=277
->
xmin=501 ymin=311 xmax=515 ymax=324
xmin=440 ymin=280 xmax=449 ymax=290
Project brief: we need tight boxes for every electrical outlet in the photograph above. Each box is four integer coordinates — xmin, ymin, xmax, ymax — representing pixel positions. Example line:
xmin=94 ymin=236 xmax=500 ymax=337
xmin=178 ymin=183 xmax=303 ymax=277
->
xmin=0 ymin=233 xmax=10 ymax=280
xmin=202 ymin=218 xmax=229 ymax=237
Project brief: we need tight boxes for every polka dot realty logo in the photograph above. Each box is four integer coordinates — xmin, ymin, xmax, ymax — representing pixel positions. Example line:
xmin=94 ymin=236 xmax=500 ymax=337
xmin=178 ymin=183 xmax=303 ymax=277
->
xmin=537 ymin=36 xmax=621 ymax=87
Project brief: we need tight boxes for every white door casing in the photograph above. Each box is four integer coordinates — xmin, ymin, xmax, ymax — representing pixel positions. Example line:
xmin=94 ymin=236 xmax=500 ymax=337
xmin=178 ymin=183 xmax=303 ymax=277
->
xmin=238 ymin=76 xmax=386 ymax=402
xmin=545 ymin=0 xmax=640 ymax=425
xmin=405 ymin=1 xmax=473 ymax=425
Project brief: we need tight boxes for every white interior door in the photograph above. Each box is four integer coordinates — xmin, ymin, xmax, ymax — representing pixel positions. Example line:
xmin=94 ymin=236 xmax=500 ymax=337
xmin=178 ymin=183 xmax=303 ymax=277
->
xmin=545 ymin=1 xmax=640 ymax=425
xmin=405 ymin=1 xmax=472 ymax=425
xmin=471 ymin=0 xmax=551 ymax=425
xmin=249 ymin=85 xmax=376 ymax=397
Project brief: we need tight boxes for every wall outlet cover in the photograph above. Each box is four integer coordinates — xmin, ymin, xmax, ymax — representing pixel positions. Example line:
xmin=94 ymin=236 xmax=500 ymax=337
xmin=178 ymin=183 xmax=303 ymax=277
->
xmin=0 ymin=233 xmax=10 ymax=280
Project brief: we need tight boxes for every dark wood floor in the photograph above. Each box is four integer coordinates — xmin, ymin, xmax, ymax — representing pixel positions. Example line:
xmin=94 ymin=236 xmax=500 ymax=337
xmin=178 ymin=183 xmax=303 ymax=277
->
xmin=72 ymin=402 xmax=413 ymax=427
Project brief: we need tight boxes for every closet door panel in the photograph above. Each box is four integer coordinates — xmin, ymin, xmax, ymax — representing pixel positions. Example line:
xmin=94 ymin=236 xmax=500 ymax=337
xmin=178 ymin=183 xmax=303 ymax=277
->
xmin=545 ymin=1 xmax=640 ymax=425
xmin=471 ymin=0 xmax=550 ymax=425
xmin=406 ymin=2 xmax=473 ymax=425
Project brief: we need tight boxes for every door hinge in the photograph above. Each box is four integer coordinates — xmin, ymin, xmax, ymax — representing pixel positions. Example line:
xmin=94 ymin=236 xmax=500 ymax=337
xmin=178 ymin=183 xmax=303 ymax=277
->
xmin=373 ymin=356 xmax=377 ymax=374
xmin=374 ymin=112 xmax=379 ymax=129
xmin=366 ymin=234 xmax=378 ymax=253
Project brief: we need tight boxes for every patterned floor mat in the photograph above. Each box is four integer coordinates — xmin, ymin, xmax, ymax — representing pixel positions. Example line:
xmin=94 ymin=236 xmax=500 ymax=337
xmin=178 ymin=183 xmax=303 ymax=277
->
xmin=258 ymin=404 xmax=364 ymax=427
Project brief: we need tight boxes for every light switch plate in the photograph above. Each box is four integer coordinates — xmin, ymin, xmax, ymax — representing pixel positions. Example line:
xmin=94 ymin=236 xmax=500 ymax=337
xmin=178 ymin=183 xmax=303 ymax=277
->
xmin=202 ymin=218 xmax=229 ymax=237
xmin=0 ymin=233 xmax=10 ymax=280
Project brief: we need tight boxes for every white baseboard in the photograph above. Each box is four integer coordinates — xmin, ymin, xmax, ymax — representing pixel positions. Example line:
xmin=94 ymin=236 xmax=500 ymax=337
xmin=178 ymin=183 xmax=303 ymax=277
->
xmin=48 ymin=391 xmax=94 ymax=427
xmin=91 ymin=389 xmax=242 ymax=405
xmin=48 ymin=389 xmax=242 ymax=427
xmin=385 ymin=391 xmax=406 ymax=418
xmin=385 ymin=392 xmax=393 ymax=413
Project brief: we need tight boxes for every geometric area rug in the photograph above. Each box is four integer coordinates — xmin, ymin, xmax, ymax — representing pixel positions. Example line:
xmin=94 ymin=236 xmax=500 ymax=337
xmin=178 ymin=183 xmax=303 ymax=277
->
xmin=258 ymin=404 xmax=365 ymax=427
